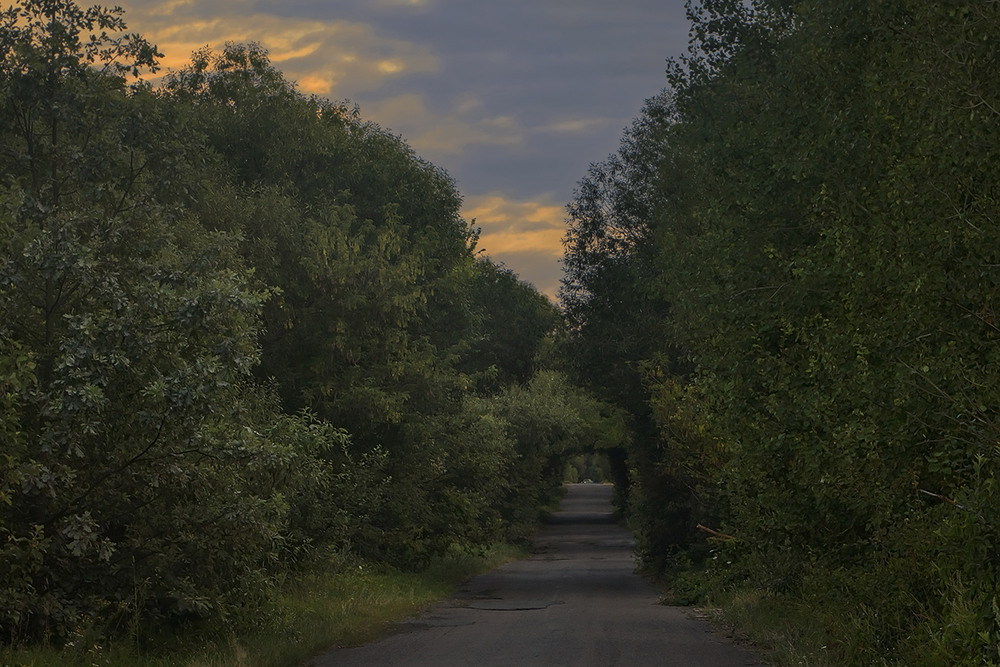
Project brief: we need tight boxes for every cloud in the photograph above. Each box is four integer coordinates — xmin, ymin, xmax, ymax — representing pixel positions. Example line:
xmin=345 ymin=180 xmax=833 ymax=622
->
xmin=539 ymin=117 xmax=617 ymax=134
xmin=372 ymin=0 xmax=434 ymax=7
xmin=464 ymin=192 xmax=568 ymax=300
xmin=465 ymin=193 xmax=566 ymax=255
xmin=118 ymin=1 xmax=439 ymax=96
xmin=362 ymin=94 xmax=525 ymax=157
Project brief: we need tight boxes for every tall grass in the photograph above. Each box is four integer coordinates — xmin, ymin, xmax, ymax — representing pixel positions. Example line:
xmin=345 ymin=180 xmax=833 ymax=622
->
xmin=3 ymin=544 xmax=524 ymax=667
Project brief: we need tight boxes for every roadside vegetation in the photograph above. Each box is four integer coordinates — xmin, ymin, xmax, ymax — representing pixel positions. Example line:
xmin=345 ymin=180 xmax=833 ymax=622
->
xmin=2 ymin=545 xmax=523 ymax=667
xmin=561 ymin=1 xmax=1000 ymax=665
xmin=0 ymin=0 xmax=626 ymax=662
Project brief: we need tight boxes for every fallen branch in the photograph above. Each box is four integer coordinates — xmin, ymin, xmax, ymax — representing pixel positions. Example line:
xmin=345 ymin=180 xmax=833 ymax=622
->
xmin=696 ymin=524 xmax=736 ymax=542
xmin=918 ymin=488 xmax=987 ymax=524
xmin=918 ymin=488 xmax=964 ymax=509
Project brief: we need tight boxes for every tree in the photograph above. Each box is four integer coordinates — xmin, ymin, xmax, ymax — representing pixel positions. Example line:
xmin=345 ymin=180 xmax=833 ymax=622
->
xmin=164 ymin=44 xmax=562 ymax=569
xmin=0 ymin=0 xmax=292 ymax=641
xmin=563 ymin=0 xmax=1000 ymax=660
xmin=461 ymin=257 xmax=561 ymax=393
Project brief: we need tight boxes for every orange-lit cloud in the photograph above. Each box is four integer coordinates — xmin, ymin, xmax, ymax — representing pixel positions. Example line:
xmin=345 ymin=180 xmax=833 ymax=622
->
xmin=464 ymin=193 xmax=567 ymax=300
xmin=118 ymin=2 xmax=438 ymax=96
xmin=465 ymin=195 xmax=565 ymax=252
xmin=540 ymin=117 xmax=616 ymax=134
xmin=373 ymin=0 xmax=433 ymax=6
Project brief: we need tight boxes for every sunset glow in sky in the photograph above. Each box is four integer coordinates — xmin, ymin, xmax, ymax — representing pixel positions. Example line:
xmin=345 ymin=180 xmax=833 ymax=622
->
xmin=117 ymin=0 xmax=691 ymax=299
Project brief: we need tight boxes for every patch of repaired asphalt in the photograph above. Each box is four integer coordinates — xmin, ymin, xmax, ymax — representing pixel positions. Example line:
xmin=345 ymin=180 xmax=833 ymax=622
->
xmin=462 ymin=599 xmax=565 ymax=611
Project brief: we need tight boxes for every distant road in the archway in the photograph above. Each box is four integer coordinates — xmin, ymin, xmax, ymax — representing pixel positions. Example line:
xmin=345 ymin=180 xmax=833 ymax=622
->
xmin=308 ymin=483 xmax=765 ymax=666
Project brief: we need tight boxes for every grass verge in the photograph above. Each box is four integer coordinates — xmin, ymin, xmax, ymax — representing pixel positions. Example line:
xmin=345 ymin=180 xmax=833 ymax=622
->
xmin=689 ymin=587 xmax=850 ymax=666
xmin=663 ymin=561 xmax=919 ymax=667
xmin=660 ymin=560 xmax=853 ymax=667
xmin=2 ymin=543 xmax=525 ymax=667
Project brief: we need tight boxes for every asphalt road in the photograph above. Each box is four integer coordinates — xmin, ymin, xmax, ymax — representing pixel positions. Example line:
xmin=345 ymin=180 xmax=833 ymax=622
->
xmin=309 ymin=483 xmax=765 ymax=666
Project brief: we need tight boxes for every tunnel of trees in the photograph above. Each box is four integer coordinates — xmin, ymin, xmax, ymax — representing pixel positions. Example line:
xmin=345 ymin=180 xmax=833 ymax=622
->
xmin=4 ymin=0 xmax=1000 ymax=663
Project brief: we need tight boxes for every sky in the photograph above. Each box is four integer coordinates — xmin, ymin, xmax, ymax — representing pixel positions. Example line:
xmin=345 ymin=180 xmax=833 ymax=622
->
xmin=116 ymin=0 xmax=692 ymax=300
